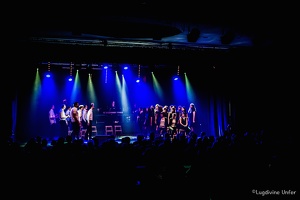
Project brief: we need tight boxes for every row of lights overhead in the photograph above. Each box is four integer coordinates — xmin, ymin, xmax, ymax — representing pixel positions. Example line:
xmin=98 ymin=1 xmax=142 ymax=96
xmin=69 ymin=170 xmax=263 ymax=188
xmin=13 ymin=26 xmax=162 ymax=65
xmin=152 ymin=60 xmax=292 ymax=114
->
xmin=44 ymin=62 xmax=184 ymax=82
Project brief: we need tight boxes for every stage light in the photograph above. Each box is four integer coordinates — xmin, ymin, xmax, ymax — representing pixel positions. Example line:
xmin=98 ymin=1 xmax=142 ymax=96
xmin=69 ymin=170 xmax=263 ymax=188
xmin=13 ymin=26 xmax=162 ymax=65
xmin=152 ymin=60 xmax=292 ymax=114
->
xmin=187 ymin=28 xmax=200 ymax=42
xmin=173 ymin=65 xmax=180 ymax=81
xmin=68 ymin=62 xmax=73 ymax=81
xmin=103 ymin=39 xmax=108 ymax=47
xmin=87 ymin=64 xmax=93 ymax=75
xmin=136 ymin=64 xmax=141 ymax=83
xmin=221 ymin=30 xmax=235 ymax=45
xmin=46 ymin=61 xmax=51 ymax=78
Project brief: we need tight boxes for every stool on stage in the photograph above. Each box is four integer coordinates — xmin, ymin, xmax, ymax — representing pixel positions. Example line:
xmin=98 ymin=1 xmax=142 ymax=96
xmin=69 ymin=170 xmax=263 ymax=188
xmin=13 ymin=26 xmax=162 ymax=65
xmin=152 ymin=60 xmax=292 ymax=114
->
xmin=105 ymin=125 xmax=114 ymax=135
xmin=114 ymin=125 xmax=122 ymax=136
xmin=92 ymin=126 xmax=97 ymax=136
xmin=80 ymin=129 xmax=87 ymax=139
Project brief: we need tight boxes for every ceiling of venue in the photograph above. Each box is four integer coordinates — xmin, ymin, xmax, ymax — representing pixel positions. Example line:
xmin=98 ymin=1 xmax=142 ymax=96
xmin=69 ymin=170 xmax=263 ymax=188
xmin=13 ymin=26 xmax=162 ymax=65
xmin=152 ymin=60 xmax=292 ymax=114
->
xmin=13 ymin=1 xmax=279 ymax=68
xmin=15 ymin=2 xmax=278 ymax=46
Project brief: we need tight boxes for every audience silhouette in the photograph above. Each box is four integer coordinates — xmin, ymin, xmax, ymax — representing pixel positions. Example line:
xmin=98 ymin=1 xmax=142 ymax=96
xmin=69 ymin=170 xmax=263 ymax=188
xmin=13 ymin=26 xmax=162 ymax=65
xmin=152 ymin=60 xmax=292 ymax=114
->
xmin=3 ymin=127 xmax=297 ymax=198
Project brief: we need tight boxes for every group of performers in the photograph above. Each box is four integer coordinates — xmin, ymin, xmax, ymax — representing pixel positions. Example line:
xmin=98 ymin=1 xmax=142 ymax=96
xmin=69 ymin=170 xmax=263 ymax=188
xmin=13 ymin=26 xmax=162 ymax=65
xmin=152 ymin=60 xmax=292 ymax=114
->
xmin=135 ymin=103 xmax=196 ymax=140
